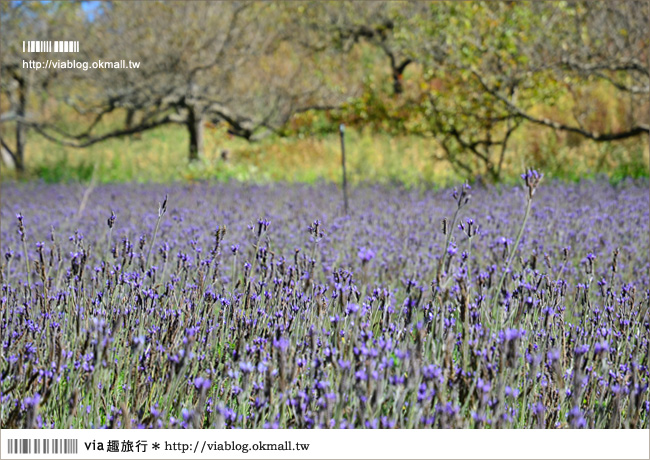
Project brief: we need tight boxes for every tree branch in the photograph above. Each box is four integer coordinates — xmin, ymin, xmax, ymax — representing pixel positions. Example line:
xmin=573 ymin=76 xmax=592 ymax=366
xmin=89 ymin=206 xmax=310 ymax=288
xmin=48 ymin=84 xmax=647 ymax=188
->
xmin=27 ymin=116 xmax=175 ymax=148
xmin=471 ymin=68 xmax=650 ymax=141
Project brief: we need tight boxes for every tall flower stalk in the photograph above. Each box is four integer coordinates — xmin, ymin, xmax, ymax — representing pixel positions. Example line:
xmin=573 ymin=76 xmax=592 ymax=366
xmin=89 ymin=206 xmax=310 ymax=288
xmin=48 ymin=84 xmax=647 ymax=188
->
xmin=105 ymin=210 xmax=116 ymax=259
xmin=436 ymin=183 xmax=471 ymax=283
xmin=491 ymin=169 xmax=542 ymax=329
xmin=16 ymin=213 xmax=31 ymax=287
xmin=145 ymin=195 xmax=167 ymax=268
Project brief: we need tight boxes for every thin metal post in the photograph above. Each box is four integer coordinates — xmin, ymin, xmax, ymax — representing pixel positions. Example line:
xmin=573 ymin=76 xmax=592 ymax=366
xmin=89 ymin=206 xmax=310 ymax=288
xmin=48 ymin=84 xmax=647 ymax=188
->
xmin=339 ymin=123 xmax=349 ymax=214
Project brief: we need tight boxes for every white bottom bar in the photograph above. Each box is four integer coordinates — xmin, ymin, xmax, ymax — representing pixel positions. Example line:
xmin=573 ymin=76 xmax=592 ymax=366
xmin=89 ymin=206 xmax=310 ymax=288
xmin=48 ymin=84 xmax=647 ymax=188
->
xmin=1 ymin=429 xmax=648 ymax=459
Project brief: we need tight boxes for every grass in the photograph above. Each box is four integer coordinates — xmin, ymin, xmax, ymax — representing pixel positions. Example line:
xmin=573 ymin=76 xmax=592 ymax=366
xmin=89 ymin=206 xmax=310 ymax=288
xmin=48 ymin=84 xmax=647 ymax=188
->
xmin=1 ymin=120 xmax=647 ymax=186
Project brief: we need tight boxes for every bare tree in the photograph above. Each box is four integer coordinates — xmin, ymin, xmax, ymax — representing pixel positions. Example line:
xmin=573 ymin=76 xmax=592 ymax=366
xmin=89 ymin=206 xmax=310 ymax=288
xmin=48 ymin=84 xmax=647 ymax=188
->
xmin=295 ymin=1 xmax=427 ymax=96
xmin=24 ymin=1 xmax=351 ymax=162
xmin=1 ymin=2 xmax=85 ymax=171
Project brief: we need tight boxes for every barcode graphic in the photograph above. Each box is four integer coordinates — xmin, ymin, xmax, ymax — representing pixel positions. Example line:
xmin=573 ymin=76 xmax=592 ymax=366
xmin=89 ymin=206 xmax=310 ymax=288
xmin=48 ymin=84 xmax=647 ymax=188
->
xmin=6 ymin=439 xmax=78 ymax=455
xmin=23 ymin=41 xmax=79 ymax=53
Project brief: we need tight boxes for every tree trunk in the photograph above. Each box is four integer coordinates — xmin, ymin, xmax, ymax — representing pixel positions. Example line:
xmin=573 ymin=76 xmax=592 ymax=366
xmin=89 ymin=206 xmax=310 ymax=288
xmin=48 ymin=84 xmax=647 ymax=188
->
xmin=392 ymin=69 xmax=404 ymax=95
xmin=125 ymin=108 xmax=135 ymax=129
xmin=14 ymin=74 xmax=28 ymax=172
xmin=125 ymin=108 xmax=142 ymax=140
xmin=187 ymin=106 xmax=204 ymax=162
xmin=390 ymin=58 xmax=411 ymax=96
xmin=1 ymin=139 xmax=17 ymax=171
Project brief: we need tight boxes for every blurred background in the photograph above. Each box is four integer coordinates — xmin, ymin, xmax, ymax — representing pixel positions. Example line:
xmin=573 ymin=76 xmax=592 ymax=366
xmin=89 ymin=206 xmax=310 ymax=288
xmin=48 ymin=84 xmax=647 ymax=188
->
xmin=1 ymin=0 xmax=648 ymax=185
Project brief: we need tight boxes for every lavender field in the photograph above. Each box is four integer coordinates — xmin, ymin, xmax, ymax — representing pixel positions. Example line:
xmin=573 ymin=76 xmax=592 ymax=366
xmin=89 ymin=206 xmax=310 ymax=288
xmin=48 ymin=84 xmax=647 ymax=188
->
xmin=1 ymin=177 xmax=648 ymax=429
